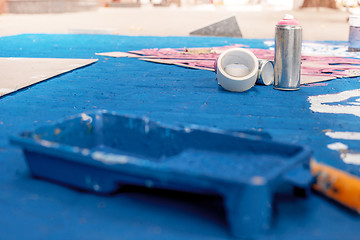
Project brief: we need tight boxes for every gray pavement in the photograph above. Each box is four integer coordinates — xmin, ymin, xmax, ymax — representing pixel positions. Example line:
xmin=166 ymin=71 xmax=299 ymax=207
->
xmin=0 ymin=5 xmax=352 ymax=41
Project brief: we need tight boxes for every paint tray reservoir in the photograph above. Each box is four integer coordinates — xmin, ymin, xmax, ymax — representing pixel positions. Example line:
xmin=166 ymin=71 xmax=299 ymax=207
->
xmin=11 ymin=110 xmax=312 ymax=238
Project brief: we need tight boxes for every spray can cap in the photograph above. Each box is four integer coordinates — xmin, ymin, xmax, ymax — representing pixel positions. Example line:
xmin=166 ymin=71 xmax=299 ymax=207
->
xmin=277 ymin=14 xmax=300 ymax=26
xmin=349 ymin=15 xmax=360 ymax=27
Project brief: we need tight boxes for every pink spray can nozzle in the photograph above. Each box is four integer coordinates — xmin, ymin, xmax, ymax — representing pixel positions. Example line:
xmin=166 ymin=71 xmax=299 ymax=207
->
xmin=277 ymin=14 xmax=300 ymax=26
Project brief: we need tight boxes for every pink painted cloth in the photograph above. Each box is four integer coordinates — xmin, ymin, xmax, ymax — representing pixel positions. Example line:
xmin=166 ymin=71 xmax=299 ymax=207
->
xmin=106 ymin=45 xmax=360 ymax=84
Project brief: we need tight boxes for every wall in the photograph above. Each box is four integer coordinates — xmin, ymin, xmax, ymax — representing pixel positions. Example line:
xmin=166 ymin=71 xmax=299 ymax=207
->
xmin=0 ymin=0 xmax=7 ymax=13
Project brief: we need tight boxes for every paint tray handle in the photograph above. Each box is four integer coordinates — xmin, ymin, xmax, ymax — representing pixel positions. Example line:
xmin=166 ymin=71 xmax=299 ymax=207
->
xmin=282 ymin=165 xmax=314 ymax=191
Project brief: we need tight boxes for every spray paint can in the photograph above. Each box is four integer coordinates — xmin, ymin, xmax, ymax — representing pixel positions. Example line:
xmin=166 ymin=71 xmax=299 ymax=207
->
xmin=274 ymin=14 xmax=302 ymax=91
xmin=348 ymin=15 xmax=360 ymax=52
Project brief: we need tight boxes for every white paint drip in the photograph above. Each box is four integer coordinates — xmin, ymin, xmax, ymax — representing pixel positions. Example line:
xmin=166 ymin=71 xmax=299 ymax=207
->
xmin=308 ymin=89 xmax=360 ymax=117
xmin=326 ymin=131 xmax=360 ymax=140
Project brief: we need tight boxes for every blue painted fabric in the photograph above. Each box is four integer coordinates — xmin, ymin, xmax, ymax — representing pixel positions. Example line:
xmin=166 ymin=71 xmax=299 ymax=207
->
xmin=0 ymin=34 xmax=359 ymax=239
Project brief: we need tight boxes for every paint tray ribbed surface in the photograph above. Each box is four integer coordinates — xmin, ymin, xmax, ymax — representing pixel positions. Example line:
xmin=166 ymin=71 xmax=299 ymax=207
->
xmin=11 ymin=110 xmax=312 ymax=238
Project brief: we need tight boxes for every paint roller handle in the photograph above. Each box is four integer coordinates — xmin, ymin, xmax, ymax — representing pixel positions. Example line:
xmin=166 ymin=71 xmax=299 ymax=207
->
xmin=311 ymin=159 xmax=360 ymax=214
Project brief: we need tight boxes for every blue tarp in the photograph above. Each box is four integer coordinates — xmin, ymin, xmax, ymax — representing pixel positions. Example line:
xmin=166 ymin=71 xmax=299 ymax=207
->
xmin=0 ymin=34 xmax=359 ymax=239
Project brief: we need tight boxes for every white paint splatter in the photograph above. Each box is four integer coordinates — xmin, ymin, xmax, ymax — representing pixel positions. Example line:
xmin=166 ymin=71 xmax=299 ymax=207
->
xmin=309 ymin=90 xmax=360 ymax=165
xmin=81 ymin=113 xmax=93 ymax=124
xmin=142 ymin=117 xmax=150 ymax=133
xmin=38 ymin=139 xmax=59 ymax=148
xmin=92 ymin=151 xmax=130 ymax=165
xmin=308 ymin=89 xmax=360 ymax=117
xmin=184 ymin=127 xmax=192 ymax=133
xmin=93 ymin=184 xmax=101 ymax=191
xmin=327 ymin=142 xmax=360 ymax=165
xmin=342 ymin=153 xmax=360 ymax=165
xmin=327 ymin=142 xmax=348 ymax=151
xmin=326 ymin=131 xmax=360 ymax=140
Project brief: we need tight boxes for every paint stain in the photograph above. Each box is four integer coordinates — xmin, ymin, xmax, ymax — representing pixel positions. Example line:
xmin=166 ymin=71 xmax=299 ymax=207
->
xmin=302 ymin=82 xmax=329 ymax=87
xmin=54 ymin=128 xmax=61 ymax=135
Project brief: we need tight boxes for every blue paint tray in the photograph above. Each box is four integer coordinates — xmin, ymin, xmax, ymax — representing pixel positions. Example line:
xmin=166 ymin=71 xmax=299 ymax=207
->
xmin=11 ymin=110 xmax=312 ymax=238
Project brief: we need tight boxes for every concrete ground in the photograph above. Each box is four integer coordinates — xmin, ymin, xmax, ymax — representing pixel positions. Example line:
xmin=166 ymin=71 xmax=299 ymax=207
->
xmin=0 ymin=5 xmax=352 ymax=41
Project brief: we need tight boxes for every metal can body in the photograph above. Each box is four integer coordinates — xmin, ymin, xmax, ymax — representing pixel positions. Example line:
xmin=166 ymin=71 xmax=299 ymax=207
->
xmin=274 ymin=25 xmax=302 ymax=90
xmin=348 ymin=15 xmax=360 ymax=52
xmin=349 ymin=26 xmax=360 ymax=51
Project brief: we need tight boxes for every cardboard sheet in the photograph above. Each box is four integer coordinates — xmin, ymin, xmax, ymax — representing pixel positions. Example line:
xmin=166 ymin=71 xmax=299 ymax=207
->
xmin=0 ymin=57 xmax=97 ymax=97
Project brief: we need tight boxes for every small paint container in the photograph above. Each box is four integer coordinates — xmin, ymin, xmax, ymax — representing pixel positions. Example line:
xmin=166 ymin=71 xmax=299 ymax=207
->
xmin=348 ymin=15 xmax=360 ymax=52
xmin=256 ymin=59 xmax=274 ymax=86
